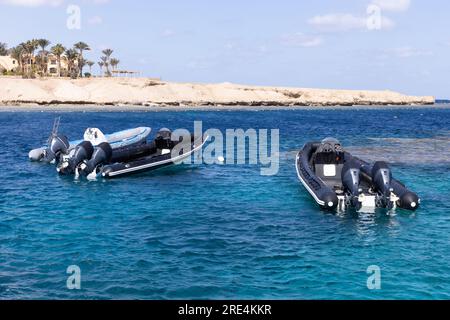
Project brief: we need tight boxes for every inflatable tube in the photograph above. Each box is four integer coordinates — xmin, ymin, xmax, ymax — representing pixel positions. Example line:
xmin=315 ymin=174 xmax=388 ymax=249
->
xmin=296 ymin=143 xmax=339 ymax=210
xmin=101 ymin=135 xmax=207 ymax=179
xmin=296 ymin=139 xmax=420 ymax=212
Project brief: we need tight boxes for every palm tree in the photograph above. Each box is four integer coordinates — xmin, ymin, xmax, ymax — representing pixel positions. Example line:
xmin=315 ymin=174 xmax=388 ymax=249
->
xmin=97 ymin=62 xmax=104 ymax=77
xmin=51 ymin=44 xmax=66 ymax=77
xmin=86 ymin=61 xmax=94 ymax=75
xmin=22 ymin=39 xmax=38 ymax=76
xmin=100 ymin=56 xmax=110 ymax=77
xmin=74 ymin=42 xmax=90 ymax=77
xmin=0 ymin=42 xmax=7 ymax=56
xmin=65 ymin=48 xmax=79 ymax=78
xmin=37 ymin=39 xmax=51 ymax=76
xmin=78 ymin=58 xmax=86 ymax=76
xmin=110 ymin=58 xmax=120 ymax=76
xmin=101 ymin=49 xmax=114 ymax=76
xmin=102 ymin=48 xmax=113 ymax=58
xmin=10 ymin=46 xmax=24 ymax=74
xmin=110 ymin=58 xmax=120 ymax=70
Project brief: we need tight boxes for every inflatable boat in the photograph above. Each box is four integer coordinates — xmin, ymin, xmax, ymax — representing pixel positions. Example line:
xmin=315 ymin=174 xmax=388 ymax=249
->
xmin=296 ymin=138 xmax=420 ymax=212
xmin=57 ymin=128 xmax=208 ymax=179
xmin=29 ymin=126 xmax=151 ymax=163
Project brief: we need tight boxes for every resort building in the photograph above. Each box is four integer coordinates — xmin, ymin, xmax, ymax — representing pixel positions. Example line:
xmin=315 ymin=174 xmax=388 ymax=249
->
xmin=0 ymin=56 xmax=18 ymax=73
xmin=46 ymin=54 xmax=70 ymax=76
xmin=0 ymin=53 xmax=71 ymax=76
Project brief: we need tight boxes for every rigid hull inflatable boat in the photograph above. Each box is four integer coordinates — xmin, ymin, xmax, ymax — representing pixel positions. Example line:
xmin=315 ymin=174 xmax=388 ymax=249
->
xmin=57 ymin=128 xmax=208 ymax=179
xmin=296 ymin=138 xmax=420 ymax=212
xmin=29 ymin=126 xmax=151 ymax=163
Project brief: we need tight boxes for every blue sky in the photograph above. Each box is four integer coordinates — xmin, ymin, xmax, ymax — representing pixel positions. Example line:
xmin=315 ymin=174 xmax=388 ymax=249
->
xmin=0 ymin=0 xmax=449 ymax=97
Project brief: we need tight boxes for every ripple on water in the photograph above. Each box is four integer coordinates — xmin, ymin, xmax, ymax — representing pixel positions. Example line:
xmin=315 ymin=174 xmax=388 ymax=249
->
xmin=1 ymin=108 xmax=450 ymax=299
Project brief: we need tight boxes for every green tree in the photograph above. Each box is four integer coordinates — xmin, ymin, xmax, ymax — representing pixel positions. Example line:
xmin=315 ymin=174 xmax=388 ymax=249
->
xmin=10 ymin=46 xmax=24 ymax=74
xmin=22 ymin=39 xmax=39 ymax=77
xmin=0 ymin=42 xmax=8 ymax=56
xmin=86 ymin=60 xmax=95 ymax=74
xmin=110 ymin=58 xmax=120 ymax=71
xmin=98 ymin=61 xmax=104 ymax=77
xmin=65 ymin=48 xmax=79 ymax=78
xmin=37 ymin=39 xmax=51 ymax=76
xmin=100 ymin=56 xmax=110 ymax=77
xmin=51 ymin=44 xmax=66 ymax=77
xmin=102 ymin=48 xmax=113 ymax=58
xmin=74 ymin=42 xmax=90 ymax=77
xmin=101 ymin=49 xmax=114 ymax=76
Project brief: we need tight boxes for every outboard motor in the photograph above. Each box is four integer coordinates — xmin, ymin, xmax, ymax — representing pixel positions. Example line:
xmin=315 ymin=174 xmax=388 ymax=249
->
xmin=371 ymin=161 xmax=393 ymax=207
xmin=57 ymin=141 xmax=94 ymax=175
xmin=43 ymin=135 xmax=70 ymax=163
xmin=155 ymin=128 xmax=173 ymax=150
xmin=79 ymin=142 xmax=113 ymax=176
xmin=342 ymin=160 xmax=362 ymax=209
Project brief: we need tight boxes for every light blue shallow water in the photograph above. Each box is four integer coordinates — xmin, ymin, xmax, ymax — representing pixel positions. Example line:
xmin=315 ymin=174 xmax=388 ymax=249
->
xmin=0 ymin=107 xmax=449 ymax=300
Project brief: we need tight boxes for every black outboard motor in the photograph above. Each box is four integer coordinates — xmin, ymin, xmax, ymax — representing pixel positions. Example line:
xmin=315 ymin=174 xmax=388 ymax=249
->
xmin=43 ymin=135 xmax=70 ymax=163
xmin=57 ymin=141 xmax=94 ymax=175
xmin=79 ymin=142 xmax=113 ymax=176
xmin=155 ymin=128 xmax=173 ymax=150
xmin=371 ymin=161 xmax=393 ymax=207
xmin=342 ymin=160 xmax=362 ymax=209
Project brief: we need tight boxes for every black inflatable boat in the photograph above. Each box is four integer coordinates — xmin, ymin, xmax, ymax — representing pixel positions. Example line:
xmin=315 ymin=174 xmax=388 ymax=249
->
xmin=296 ymin=138 xmax=420 ymax=212
xmin=57 ymin=128 xmax=207 ymax=179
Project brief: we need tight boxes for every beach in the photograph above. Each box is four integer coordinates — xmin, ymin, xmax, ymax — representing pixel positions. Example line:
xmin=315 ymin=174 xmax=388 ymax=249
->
xmin=0 ymin=77 xmax=435 ymax=109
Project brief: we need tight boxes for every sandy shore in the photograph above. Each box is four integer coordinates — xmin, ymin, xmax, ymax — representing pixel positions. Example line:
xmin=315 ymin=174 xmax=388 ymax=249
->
xmin=0 ymin=77 xmax=435 ymax=109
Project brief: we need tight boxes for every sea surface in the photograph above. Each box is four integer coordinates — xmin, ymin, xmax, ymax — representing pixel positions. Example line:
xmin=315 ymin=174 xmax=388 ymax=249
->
xmin=0 ymin=106 xmax=449 ymax=300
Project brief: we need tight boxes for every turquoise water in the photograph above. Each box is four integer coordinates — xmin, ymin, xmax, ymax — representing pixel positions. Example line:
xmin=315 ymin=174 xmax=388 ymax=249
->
xmin=0 ymin=107 xmax=449 ymax=300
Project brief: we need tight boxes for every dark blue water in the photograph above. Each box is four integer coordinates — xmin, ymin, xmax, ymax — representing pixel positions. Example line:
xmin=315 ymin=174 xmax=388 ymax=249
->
xmin=1 ymin=107 xmax=449 ymax=300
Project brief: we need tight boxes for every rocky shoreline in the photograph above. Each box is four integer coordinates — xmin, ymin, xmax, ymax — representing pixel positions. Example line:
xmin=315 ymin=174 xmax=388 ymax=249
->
xmin=0 ymin=77 xmax=435 ymax=108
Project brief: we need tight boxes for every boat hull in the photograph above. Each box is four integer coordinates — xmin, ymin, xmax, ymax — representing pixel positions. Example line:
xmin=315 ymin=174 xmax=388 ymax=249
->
xmin=29 ymin=127 xmax=151 ymax=162
xmin=296 ymin=141 xmax=420 ymax=212
xmin=101 ymin=136 xmax=208 ymax=178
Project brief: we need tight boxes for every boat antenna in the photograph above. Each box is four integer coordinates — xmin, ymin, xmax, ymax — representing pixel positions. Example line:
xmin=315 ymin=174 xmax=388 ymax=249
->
xmin=47 ymin=117 xmax=61 ymax=145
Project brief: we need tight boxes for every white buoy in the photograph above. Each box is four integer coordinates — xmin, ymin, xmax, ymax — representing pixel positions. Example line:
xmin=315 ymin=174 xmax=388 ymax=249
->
xmin=218 ymin=156 xmax=225 ymax=163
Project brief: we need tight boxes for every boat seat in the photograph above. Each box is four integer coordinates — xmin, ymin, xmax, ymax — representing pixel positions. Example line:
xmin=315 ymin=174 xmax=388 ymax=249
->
xmin=315 ymin=163 xmax=344 ymax=188
xmin=313 ymin=151 xmax=345 ymax=188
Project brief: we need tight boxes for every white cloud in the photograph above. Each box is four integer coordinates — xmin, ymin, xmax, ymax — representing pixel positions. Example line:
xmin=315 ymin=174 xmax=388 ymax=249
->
xmin=371 ymin=0 xmax=411 ymax=12
xmin=308 ymin=13 xmax=395 ymax=31
xmin=0 ymin=0 xmax=110 ymax=6
xmin=83 ymin=0 xmax=110 ymax=5
xmin=0 ymin=0 xmax=63 ymax=6
xmin=281 ymin=33 xmax=323 ymax=47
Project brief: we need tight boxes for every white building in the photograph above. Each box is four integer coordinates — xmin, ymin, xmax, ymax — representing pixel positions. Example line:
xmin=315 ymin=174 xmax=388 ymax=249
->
xmin=0 ymin=56 xmax=18 ymax=73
